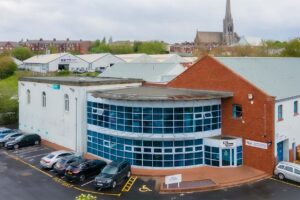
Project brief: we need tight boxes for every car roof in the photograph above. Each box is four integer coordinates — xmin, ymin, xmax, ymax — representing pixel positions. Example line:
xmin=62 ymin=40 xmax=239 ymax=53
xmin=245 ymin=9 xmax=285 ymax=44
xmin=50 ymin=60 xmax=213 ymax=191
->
xmin=50 ymin=150 xmax=71 ymax=156
xmin=278 ymin=161 xmax=300 ymax=168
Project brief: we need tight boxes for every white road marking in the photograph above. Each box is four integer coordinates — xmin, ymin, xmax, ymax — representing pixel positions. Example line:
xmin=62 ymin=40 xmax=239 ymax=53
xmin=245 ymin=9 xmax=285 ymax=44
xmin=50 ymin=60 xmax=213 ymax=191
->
xmin=81 ymin=180 xmax=95 ymax=187
xmin=16 ymin=147 xmax=49 ymax=156
xmin=23 ymin=153 xmax=49 ymax=159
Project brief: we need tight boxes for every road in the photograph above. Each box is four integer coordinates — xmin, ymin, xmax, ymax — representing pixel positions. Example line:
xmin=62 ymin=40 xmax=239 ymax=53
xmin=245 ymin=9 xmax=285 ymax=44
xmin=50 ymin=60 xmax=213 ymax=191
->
xmin=1 ymin=146 xmax=300 ymax=200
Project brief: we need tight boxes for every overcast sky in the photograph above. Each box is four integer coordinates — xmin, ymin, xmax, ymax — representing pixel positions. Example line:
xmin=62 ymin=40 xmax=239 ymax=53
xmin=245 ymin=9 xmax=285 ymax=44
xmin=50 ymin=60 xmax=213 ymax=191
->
xmin=0 ymin=0 xmax=299 ymax=43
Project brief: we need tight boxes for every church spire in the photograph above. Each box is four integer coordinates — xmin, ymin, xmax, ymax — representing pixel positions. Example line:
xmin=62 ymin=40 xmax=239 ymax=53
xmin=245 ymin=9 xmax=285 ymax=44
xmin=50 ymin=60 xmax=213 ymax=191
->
xmin=225 ymin=0 xmax=232 ymax=19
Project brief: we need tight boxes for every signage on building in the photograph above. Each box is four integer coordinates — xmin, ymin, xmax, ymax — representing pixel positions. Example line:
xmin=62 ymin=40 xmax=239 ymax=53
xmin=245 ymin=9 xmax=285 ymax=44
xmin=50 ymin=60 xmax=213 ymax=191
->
xmin=220 ymin=140 xmax=235 ymax=148
xmin=165 ymin=174 xmax=182 ymax=187
xmin=52 ymin=84 xmax=61 ymax=90
xmin=245 ymin=139 xmax=268 ymax=150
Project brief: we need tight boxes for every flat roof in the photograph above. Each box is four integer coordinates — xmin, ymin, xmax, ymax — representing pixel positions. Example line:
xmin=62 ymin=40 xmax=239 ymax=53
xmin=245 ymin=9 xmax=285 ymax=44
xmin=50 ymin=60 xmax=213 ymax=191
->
xmin=90 ymin=86 xmax=233 ymax=101
xmin=19 ymin=76 xmax=143 ymax=86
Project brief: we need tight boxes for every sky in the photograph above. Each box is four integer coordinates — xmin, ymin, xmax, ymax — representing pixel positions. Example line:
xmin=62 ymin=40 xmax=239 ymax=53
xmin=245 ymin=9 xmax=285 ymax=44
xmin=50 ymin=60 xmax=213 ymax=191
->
xmin=0 ymin=0 xmax=299 ymax=43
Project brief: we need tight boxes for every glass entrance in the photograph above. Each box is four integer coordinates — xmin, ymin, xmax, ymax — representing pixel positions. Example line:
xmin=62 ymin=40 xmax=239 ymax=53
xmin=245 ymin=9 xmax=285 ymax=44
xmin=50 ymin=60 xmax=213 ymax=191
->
xmin=222 ymin=148 xmax=235 ymax=166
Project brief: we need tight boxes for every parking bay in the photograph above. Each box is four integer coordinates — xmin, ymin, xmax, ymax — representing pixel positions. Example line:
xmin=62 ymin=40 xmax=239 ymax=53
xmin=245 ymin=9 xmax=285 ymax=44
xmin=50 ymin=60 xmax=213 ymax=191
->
xmin=3 ymin=145 xmax=138 ymax=197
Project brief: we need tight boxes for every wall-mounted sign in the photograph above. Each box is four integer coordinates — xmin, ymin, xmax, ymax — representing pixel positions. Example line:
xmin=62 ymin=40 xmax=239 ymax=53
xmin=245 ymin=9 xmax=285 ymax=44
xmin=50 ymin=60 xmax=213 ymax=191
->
xmin=245 ymin=139 xmax=268 ymax=150
xmin=52 ymin=84 xmax=61 ymax=90
xmin=165 ymin=174 xmax=182 ymax=186
xmin=220 ymin=140 xmax=236 ymax=148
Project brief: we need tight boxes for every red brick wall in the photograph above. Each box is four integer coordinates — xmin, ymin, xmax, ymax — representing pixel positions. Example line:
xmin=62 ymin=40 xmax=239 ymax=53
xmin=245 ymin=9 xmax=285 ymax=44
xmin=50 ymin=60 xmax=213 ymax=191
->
xmin=167 ymin=56 xmax=276 ymax=174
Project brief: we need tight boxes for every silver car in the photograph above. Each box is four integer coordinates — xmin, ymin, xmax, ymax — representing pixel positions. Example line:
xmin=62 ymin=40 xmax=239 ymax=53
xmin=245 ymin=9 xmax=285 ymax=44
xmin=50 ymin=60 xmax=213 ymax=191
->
xmin=40 ymin=150 xmax=74 ymax=169
xmin=274 ymin=161 xmax=300 ymax=183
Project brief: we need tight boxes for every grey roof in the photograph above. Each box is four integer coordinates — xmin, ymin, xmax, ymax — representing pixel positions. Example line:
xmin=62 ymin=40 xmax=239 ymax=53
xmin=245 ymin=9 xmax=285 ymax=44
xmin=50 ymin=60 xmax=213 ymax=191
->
xmin=216 ymin=57 xmax=300 ymax=100
xmin=101 ymin=63 xmax=185 ymax=83
xmin=91 ymin=86 xmax=233 ymax=101
xmin=19 ymin=76 xmax=143 ymax=86
xmin=195 ymin=32 xmax=223 ymax=44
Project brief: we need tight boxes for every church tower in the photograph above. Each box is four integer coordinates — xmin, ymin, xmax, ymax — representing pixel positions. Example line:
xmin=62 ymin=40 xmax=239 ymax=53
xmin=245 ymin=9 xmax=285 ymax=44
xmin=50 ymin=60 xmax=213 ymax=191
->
xmin=223 ymin=0 xmax=236 ymax=45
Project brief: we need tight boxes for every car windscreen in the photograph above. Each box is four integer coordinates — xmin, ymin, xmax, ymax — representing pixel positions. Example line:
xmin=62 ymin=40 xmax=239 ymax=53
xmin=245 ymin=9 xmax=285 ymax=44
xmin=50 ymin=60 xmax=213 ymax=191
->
xmin=3 ymin=133 xmax=14 ymax=140
xmin=46 ymin=154 xmax=55 ymax=159
xmin=101 ymin=166 xmax=118 ymax=175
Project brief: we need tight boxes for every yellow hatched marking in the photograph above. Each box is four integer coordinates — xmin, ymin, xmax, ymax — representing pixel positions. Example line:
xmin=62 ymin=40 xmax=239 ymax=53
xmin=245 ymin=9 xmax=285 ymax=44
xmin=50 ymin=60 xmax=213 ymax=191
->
xmin=122 ymin=176 xmax=137 ymax=192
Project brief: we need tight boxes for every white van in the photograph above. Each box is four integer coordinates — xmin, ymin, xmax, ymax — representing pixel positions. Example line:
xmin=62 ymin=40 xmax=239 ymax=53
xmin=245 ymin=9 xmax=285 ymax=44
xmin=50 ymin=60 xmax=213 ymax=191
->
xmin=274 ymin=161 xmax=300 ymax=183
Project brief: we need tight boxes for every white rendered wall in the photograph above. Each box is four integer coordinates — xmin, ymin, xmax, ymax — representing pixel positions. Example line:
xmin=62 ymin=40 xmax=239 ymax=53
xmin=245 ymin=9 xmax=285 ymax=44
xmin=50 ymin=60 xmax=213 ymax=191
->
xmin=48 ymin=54 xmax=89 ymax=72
xmin=19 ymin=81 xmax=141 ymax=153
xmin=275 ymin=97 xmax=300 ymax=160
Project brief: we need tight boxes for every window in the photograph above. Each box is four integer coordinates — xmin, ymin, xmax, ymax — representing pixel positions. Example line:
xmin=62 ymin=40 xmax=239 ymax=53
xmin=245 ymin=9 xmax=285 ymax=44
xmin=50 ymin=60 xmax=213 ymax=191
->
xmin=294 ymin=101 xmax=298 ymax=115
xmin=26 ymin=89 xmax=31 ymax=104
xmin=42 ymin=92 xmax=46 ymax=107
xmin=232 ymin=105 xmax=242 ymax=119
xmin=64 ymin=94 xmax=69 ymax=111
xmin=295 ymin=169 xmax=300 ymax=175
xmin=278 ymin=105 xmax=283 ymax=120
xmin=285 ymin=166 xmax=293 ymax=172
xmin=278 ymin=165 xmax=284 ymax=169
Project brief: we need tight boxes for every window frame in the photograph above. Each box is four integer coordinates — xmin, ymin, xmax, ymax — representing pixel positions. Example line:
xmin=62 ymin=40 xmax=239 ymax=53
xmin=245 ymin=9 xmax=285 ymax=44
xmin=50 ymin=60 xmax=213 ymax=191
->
xmin=278 ymin=104 xmax=283 ymax=121
xmin=64 ymin=94 xmax=69 ymax=112
xmin=232 ymin=104 xmax=243 ymax=119
xmin=42 ymin=92 xmax=46 ymax=107
xmin=294 ymin=101 xmax=298 ymax=115
xmin=26 ymin=89 xmax=31 ymax=104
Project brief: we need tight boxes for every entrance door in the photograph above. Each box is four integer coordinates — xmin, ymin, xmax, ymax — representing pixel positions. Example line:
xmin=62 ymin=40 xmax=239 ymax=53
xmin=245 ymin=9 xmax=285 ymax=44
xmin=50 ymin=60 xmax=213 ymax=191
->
xmin=222 ymin=149 xmax=232 ymax=166
xmin=277 ymin=142 xmax=284 ymax=162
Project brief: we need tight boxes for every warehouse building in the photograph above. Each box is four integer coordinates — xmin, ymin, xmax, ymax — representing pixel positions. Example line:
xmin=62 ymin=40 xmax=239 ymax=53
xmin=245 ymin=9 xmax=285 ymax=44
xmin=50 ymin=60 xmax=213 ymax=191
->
xmin=116 ymin=54 xmax=157 ymax=63
xmin=101 ymin=63 xmax=186 ymax=83
xmin=23 ymin=53 xmax=89 ymax=73
xmin=77 ymin=53 xmax=125 ymax=72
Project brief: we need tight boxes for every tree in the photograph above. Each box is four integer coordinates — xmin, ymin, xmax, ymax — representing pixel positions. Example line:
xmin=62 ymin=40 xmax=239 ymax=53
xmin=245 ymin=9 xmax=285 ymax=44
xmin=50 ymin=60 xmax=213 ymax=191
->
xmin=281 ymin=39 xmax=300 ymax=57
xmin=11 ymin=47 xmax=33 ymax=61
xmin=109 ymin=43 xmax=134 ymax=54
xmin=136 ymin=41 xmax=167 ymax=54
xmin=89 ymin=40 xmax=110 ymax=53
xmin=0 ymin=56 xmax=17 ymax=79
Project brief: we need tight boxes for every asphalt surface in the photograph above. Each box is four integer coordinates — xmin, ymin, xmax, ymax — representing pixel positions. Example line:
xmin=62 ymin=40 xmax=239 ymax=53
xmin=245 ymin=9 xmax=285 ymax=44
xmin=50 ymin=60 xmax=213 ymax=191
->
xmin=1 ymin=145 xmax=300 ymax=200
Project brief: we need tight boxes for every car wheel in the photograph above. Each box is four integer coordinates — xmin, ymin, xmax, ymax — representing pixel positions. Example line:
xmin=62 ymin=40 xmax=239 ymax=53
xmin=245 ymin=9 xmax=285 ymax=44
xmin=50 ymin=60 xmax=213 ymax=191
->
xmin=112 ymin=181 xmax=116 ymax=188
xmin=14 ymin=144 xmax=19 ymax=149
xmin=79 ymin=175 xmax=86 ymax=182
xmin=34 ymin=140 xmax=40 ymax=145
xmin=127 ymin=171 xmax=131 ymax=178
xmin=51 ymin=162 xmax=56 ymax=169
xmin=278 ymin=173 xmax=285 ymax=180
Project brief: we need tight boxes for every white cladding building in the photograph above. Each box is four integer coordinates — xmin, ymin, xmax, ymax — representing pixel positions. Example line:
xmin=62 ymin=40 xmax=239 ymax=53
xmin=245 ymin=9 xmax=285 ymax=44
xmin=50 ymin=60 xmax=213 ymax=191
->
xmin=18 ymin=77 xmax=143 ymax=151
xmin=23 ymin=53 xmax=89 ymax=73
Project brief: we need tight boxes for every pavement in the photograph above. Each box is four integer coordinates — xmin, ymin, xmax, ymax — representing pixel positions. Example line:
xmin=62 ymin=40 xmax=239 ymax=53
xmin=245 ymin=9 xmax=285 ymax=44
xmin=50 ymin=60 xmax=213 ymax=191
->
xmin=1 ymin=145 xmax=300 ymax=200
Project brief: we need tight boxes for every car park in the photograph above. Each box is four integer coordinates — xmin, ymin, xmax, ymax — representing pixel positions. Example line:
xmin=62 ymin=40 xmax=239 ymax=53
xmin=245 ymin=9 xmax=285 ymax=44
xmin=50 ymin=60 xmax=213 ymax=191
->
xmin=65 ymin=159 xmax=107 ymax=182
xmin=274 ymin=161 xmax=300 ymax=183
xmin=0 ymin=128 xmax=14 ymax=139
xmin=94 ymin=160 xmax=131 ymax=189
xmin=40 ymin=150 xmax=74 ymax=169
xmin=53 ymin=155 xmax=84 ymax=175
xmin=4 ymin=133 xmax=41 ymax=150
xmin=0 ymin=132 xmax=23 ymax=147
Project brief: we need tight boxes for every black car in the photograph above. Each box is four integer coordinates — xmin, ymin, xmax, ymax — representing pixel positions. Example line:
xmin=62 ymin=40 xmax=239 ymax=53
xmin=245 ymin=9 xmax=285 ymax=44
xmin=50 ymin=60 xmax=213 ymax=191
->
xmin=65 ymin=159 xmax=107 ymax=182
xmin=53 ymin=155 xmax=84 ymax=175
xmin=94 ymin=160 xmax=131 ymax=189
xmin=5 ymin=134 xmax=41 ymax=150
xmin=0 ymin=132 xmax=23 ymax=147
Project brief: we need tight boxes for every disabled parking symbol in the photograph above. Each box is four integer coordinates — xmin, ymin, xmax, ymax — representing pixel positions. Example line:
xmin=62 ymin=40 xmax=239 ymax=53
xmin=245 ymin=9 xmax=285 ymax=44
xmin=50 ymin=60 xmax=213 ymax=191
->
xmin=139 ymin=185 xmax=152 ymax=192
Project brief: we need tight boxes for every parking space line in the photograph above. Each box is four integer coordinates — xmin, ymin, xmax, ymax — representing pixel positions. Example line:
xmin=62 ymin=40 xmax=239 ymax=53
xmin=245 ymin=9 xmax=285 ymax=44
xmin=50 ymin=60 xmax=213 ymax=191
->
xmin=270 ymin=178 xmax=300 ymax=189
xmin=22 ymin=153 xmax=49 ymax=159
xmin=4 ymin=152 xmax=53 ymax=178
xmin=81 ymin=180 xmax=94 ymax=187
xmin=73 ymin=186 xmax=121 ymax=197
xmin=15 ymin=147 xmax=49 ymax=155
xmin=122 ymin=176 xmax=137 ymax=192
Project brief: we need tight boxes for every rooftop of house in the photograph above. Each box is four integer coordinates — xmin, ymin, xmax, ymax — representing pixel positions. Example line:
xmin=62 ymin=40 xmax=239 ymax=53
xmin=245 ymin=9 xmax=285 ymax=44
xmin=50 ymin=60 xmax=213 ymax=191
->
xmin=216 ymin=57 xmax=300 ymax=100
xmin=90 ymin=86 xmax=233 ymax=101
xmin=19 ymin=76 xmax=143 ymax=86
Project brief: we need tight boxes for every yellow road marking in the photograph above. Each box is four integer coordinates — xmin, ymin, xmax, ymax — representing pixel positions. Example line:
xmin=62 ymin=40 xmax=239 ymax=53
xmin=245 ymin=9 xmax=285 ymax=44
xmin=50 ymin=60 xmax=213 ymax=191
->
xmin=73 ymin=187 xmax=121 ymax=197
xmin=5 ymin=152 xmax=53 ymax=178
xmin=122 ymin=176 xmax=137 ymax=192
xmin=270 ymin=178 xmax=300 ymax=189
xmin=139 ymin=185 xmax=152 ymax=192
xmin=4 ymin=151 xmax=122 ymax=197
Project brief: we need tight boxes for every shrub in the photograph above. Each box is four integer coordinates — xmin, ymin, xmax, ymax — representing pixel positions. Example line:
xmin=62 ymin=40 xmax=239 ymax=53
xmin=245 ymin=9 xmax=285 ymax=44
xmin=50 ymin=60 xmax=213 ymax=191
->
xmin=0 ymin=57 xmax=17 ymax=79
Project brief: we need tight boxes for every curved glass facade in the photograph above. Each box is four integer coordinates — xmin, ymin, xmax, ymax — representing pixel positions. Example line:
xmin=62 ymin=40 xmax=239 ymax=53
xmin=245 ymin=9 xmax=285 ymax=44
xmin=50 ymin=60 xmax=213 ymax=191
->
xmin=87 ymin=102 xmax=221 ymax=134
xmin=87 ymin=130 xmax=204 ymax=167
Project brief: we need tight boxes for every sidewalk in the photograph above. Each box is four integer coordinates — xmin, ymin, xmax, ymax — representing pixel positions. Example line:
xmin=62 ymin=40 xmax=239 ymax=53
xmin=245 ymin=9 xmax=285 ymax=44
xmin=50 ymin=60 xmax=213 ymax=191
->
xmin=133 ymin=166 xmax=270 ymax=193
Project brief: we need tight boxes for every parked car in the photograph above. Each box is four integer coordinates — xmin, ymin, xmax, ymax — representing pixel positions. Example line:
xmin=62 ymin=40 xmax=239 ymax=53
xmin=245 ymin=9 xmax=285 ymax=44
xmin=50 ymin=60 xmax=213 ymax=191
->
xmin=65 ymin=159 xmax=107 ymax=182
xmin=40 ymin=150 xmax=74 ymax=169
xmin=4 ymin=134 xmax=41 ymax=150
xmin=274 ymin=161 xmax=300 ymax=183
xmin=53 ymin=155 xmax=84 ymax=175
xmin=94 ymin=160 xmax=131 ymax=189
xmin=0 ymin=128 xmax=14 ymax=139
xmin=0 ymin=132 xmax=23 ymax=147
